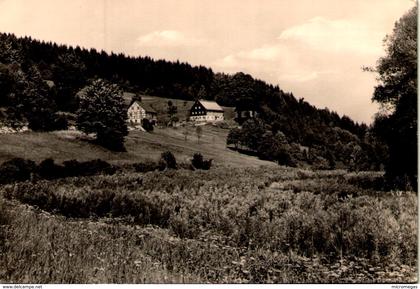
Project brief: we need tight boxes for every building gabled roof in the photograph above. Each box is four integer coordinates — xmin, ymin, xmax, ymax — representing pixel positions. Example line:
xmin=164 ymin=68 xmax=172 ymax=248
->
xmin=130 ymin=101 xmax=157 ymax=114
xmin=123 ymin=92 xmax=156 ymax=114
xmin=198 ymin=100 xmax=224 ymax=112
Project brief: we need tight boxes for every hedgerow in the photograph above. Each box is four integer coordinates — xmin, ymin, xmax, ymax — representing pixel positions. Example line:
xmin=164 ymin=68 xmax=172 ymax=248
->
xmin=0 ymin=158 xmax=37 ymax=184
xmin=0 ymin=158 xmax=117 ymax=184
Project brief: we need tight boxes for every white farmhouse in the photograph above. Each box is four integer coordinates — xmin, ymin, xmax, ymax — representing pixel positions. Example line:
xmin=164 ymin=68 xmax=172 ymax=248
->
xmin=127 ymin=101 xmax=157 ymax=125
xmin=189 ymin=100 xmax=224 ymax=123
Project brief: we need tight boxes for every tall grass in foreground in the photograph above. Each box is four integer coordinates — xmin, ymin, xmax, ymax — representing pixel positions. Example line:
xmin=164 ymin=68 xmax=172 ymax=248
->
xmin=2 ymin=168 xmax=416 ymax=264
xmin=0 ymin=197 xmax=201 ymax=283
xmin=0 ymin=167 xmax=417 ymax=283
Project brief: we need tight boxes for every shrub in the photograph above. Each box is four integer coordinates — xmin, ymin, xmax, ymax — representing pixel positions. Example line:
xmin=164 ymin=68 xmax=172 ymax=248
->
xmin=141 ymin=118 xmax=154 ymax=132
xmin=38 ymin=158 xmax=64 ymax=179
xmin=160 ymin=151 xmax=177 ymax=169
xmin=201 ymin=159 xmax=213 ymax=170
xmin=62 ymin=159 xmax=117 ymax=177
xmin=191 ymin=153 xmax=203 ymax=168
xmin=51 ymin=113 xmax=69 ymax=130
xmin=227 ymin=128 xmax=242 ymax=149
xmin=37 ymin=158 xmax=117 ymax=180
xmin=257 ymin=134 xmax=297 ymax=167
xmin=191 ymin=153 xmax=212 ymax=170
xmin=0 ymin=158 xmax=36 ymax=184
xmin=0 ymin=158 xmax=118 ymax=183
xmin=133 ymin=161 xmax=159 ymax=173
xmin=276 ymin=150 xmax=296 ymax=167
xmin=0 ymin=197 xmax=10 ymax=250
xmin=81 ymin=159 xmax=117 ymax=175
xmin=157 ymin=159 xmax=166 ymax=171
xmin=61 ymin=159 xmax=80 ymax=177
xmin=345 ymin=172 xmax=385 ymax=191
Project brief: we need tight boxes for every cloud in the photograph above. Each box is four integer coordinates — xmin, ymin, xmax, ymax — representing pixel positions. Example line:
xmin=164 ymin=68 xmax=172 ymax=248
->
xmin=237 ymin=45 xmax=282 ymax=61
xmin=212 ymin=16 xmax=386 ymax=123
xmin=214 ymin=16 xmax=385 ymax=83
xmin=214 ymin=44 xmax=289 ymax=69
xmin=278 ymin=69 xmax=339 ymax=83
xmin=136 ymin=30 xmax=207 ymax=47
xmin=214 ymin=42 xmax=324 ymax=83
xmin=278 ymin=17 xmax=384 ymax=55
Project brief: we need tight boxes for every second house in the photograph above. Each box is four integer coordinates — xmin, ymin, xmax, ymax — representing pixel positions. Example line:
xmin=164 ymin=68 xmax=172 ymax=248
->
xmin=189 ymin=100 xmax=224 ymax=123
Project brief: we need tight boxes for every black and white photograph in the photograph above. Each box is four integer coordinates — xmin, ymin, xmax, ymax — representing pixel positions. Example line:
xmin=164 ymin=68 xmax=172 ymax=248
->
xmin=0 ymin=0 xmax=417 ymax=285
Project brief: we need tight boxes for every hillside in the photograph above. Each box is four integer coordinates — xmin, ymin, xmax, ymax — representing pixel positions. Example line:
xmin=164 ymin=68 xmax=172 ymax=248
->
xmin=0 ymin=31 xmax=370 ymax=138
xmin=0 ymin=32 xmax=386 ymax=171
xmin=0 ymin=125 xmax=275 ymax=168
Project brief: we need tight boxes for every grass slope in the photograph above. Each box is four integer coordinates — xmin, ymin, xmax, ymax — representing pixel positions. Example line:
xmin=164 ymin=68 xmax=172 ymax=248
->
xmin=0 ymin=125 xmax=274 ymax=167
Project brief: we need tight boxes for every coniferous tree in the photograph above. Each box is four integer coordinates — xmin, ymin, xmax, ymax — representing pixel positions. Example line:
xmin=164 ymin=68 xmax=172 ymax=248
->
xmin=23 ymin=66 xmax=61 ymax=131
xmin=52 ymin=52 xmax=87 ymax=112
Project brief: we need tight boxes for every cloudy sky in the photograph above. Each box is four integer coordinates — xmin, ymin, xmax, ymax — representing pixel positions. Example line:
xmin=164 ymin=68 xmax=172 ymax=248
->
xmin=0 ymin=0 xmax=415 ymax=123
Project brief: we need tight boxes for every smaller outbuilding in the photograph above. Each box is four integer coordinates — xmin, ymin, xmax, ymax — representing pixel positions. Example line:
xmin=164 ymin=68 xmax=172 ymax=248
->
xmin=235 ymin=108 xmax=259 ymax=124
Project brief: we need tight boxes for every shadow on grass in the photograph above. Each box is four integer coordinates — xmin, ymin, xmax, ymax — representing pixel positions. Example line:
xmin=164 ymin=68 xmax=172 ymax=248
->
xmin=227 ymin=146 xmax=260 ymax=157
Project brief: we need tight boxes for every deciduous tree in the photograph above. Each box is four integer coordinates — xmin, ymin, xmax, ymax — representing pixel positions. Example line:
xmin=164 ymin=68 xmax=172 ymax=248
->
xmin=76 ymin=79 xmax=128 ymax=151
xmin=371 ymin=6 xmax=417 ymax=189
xmin=196 ymin=126 xmax=203 ymax=144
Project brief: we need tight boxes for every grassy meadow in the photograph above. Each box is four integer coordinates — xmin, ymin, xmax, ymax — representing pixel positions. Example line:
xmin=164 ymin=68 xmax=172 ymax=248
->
xmin=0 ymin=125 xmax=272 ymax=167
xmin=0 ymin=165 xmax=417 ymax=283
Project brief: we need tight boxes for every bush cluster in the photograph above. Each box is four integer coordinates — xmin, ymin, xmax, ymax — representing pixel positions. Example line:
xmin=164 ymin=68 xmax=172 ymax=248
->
xmin=0 ymin=158 xmax=37 ymax=184
xmin=132 ymin=161 xmax=161 ymax=173
xmin=62 ymin=159 xmax=117 ymax=176
xmin=160 ymin=151 xmax=177 ymax=169
xmin=0 ymin=151 xmax=214 ymax=183
xmin=227 ymin=120 xmax=297 ymax=167
xmin=132 ymin=151 xmax=213 ymax=172
xmin=141 ymin=118 xmax=154 ymax=132
xmin=191 ymin=153 xmax=212 ymax=170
